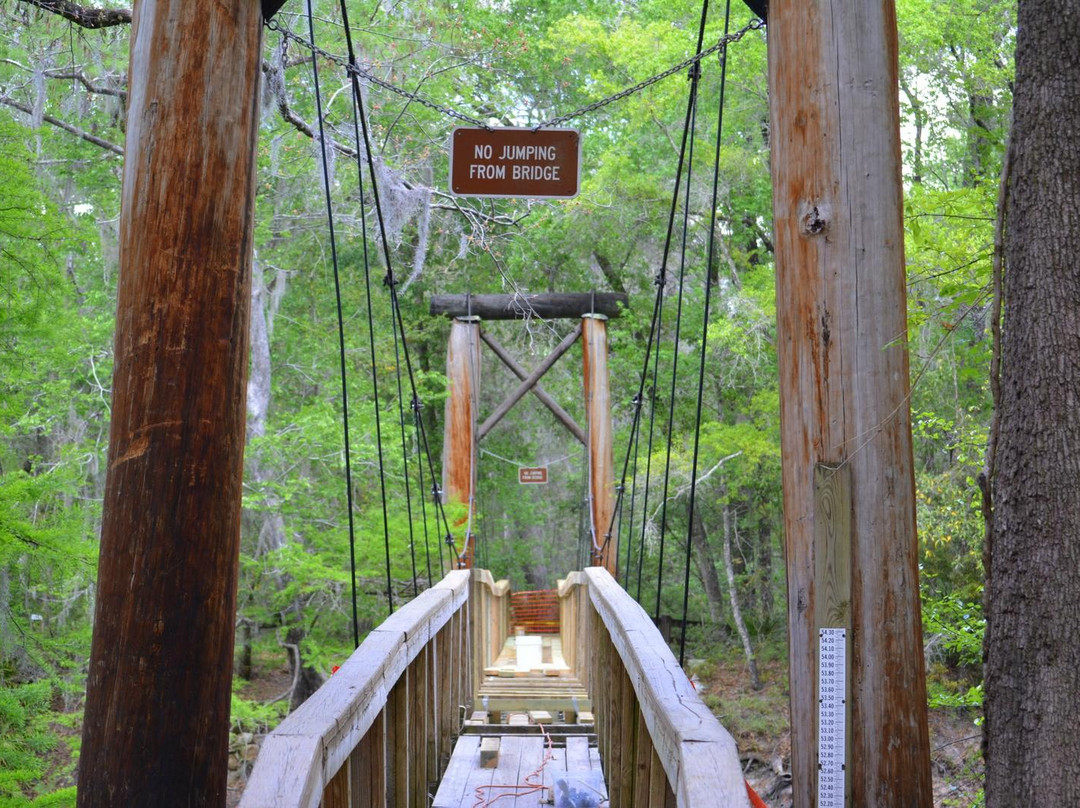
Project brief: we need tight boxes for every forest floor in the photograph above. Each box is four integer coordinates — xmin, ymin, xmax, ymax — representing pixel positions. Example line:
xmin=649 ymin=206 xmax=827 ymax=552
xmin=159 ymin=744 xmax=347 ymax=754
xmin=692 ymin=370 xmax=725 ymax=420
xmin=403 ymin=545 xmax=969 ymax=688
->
xmin=224 ymin=653 xmax=984 ymax=807
xmin=697 ymin=656 xmax=985 ymax=807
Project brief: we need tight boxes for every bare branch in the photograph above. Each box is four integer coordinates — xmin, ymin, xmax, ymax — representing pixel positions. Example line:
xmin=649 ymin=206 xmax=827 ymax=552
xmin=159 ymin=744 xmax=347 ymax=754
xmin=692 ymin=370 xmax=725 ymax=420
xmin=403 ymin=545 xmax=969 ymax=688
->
xmin=0 ymin=95 xmax=124 ymax=155
xmin=18 ymin=0 xmax=131 ymax=28
xmin=45 ymin=69 xmax=127 ymax=101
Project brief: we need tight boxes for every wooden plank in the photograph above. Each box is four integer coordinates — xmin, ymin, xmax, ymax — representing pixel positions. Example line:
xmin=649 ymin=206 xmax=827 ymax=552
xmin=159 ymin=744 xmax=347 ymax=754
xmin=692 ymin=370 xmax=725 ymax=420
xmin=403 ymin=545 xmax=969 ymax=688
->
xmin=431 ymin=736 xmax=480 ymax=808
xmin=321 ymin=759 xmax=349 ymax=808
xmin=616 ymin=664 xmax=636 ymax=807
xmin=814 ymin=462 xmax=853 ymax=804
xmin=767 ymin=0 xmax=932 ymax=802
xmin=633 ymin=704 xmax=654 ymax=803
xmin=478 ymin=324 xmax=581 ymax=440
xmin=513 ymin=736 xmax=547 ymax=808
xmin=565 ymin=737 xmax=591 ymax=772
xmin=479 ymin=330 xmax=586 ymax=444
xmin=583 ymin=568 xmax=749 ymax=808
xmin=409 ymin=650 xmax=427 ymax=808
xmin=355 ymin=713 xmax=385 ymax=808
xmin=240 ymin=734 xmax=322 ymax=808
xmin=430 ymin=292 xmax=628 ymax=320
xmin=480 ymin=737 xmax=501 ymax=768
xmin=387 ymin=672 xmax=409 ymax=808
xmin=76 ymin=1 xmax=263 ymax=803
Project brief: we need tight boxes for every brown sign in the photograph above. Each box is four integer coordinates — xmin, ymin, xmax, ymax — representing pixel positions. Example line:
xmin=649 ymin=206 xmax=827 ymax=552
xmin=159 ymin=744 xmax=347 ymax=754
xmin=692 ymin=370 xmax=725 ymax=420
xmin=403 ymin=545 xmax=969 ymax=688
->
xmin=450 ymin=127 xmax=580 ymax=198
xmin=518 ymin=467 xmax=549 ymax=485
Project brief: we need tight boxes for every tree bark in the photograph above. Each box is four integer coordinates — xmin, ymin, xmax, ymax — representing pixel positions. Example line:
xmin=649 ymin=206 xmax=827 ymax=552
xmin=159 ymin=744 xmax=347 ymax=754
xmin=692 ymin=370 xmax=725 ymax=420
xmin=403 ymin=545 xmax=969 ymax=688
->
xmin=77 ymin=1 xmax=261 ymax=804
xmin=689 ymin=507 xmax=725 ymax=624
xmin=767 ymin=0 xmax=932 ymax=801
xmin=983 ymin=0 xmax=1080 ymax=803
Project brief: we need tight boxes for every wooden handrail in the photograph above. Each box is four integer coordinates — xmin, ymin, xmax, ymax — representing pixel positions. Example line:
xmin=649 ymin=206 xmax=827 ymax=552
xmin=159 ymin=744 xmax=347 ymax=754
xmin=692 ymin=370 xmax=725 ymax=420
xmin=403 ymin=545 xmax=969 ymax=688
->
xmin=240 ymin=569 xmax=473 ymax=808
xmin=558 ymin=568 xmax=751 ymax=808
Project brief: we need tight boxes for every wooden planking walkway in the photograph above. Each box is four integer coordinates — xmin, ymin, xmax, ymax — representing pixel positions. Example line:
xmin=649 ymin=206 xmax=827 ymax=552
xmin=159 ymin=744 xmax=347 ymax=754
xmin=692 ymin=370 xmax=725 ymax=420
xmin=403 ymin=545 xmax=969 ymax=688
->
xmin=477 ymin=635 xmax=591 ymax=717
xmin=432 ymin=731 xmax=606 ymax=808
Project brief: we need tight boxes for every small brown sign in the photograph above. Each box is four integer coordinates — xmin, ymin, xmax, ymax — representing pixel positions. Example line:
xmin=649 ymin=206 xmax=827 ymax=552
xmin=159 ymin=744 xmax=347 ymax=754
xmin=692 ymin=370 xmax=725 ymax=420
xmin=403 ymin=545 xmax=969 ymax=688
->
xmin=450 ymin=127 xmax=580 ymax=198
xmin=518 ymin=467 xmax=549 ymax=485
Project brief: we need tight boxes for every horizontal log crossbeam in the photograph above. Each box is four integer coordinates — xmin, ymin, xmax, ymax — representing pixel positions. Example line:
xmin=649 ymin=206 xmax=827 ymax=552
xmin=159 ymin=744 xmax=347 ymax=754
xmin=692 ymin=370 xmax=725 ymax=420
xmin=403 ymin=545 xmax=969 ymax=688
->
xmin=430 ymin=293 xmax=627 ymax=321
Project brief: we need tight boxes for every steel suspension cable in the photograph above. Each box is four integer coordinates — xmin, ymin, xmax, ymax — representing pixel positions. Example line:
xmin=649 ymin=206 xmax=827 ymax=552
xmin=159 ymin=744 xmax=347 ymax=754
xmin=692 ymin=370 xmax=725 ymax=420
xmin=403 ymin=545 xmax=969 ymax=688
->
xmin=337 ymin=0 xmax=460 ymax=571
xmin=303 ymin=0 xmax=369 ymax=641
xmin=413 ymin=405 xmax=435 ymax=582
xmin=602 ymin=0 xmax=714 ymax=608
xmin=390 ymin=312 xmax=419 ymax=597
xmin=654 ymin=72 xmax=702 ymax=622
xmin=679 ymin=0 xmax=734 ymax=667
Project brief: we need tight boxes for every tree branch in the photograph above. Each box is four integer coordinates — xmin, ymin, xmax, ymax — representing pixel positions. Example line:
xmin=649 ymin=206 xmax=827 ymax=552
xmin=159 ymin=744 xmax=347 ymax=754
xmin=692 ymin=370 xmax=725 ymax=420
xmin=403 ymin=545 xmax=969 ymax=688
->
xmin=0 ymin=95 xmax=123 ymax=155
xmin=18 ymin=0 xmax=131 ymax=28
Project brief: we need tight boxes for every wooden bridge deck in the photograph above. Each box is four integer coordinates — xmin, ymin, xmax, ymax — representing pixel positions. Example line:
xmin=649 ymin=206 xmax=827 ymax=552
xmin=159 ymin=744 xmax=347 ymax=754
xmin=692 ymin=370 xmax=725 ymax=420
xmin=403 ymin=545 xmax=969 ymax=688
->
xmin=240 ymin=569 xmax=750 ymax=808
xmin=433 ymin=732 xmax=605 ymax=807
xmin=476 ymin=635 xmax=592 ymax=718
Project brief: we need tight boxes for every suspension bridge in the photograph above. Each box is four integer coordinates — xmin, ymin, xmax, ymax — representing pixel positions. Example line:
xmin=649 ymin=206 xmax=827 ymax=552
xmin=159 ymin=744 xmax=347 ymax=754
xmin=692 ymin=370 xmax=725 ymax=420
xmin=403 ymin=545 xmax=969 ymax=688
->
xmin=72 ymin=0 xmax=936 ymax=805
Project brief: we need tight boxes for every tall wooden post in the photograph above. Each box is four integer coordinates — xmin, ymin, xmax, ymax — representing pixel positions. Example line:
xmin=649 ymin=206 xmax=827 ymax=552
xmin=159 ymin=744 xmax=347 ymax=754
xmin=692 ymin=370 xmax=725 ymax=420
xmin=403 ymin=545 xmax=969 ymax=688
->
xmin=77 ymin=2 xmax=262 ymax=805
xmin=442 ymin=317 xmax=481 ymax=568
xmin=582 ymin=314 xmax=616 ymax=575
xmin=767 ymin=1 xmax=933 ymax=805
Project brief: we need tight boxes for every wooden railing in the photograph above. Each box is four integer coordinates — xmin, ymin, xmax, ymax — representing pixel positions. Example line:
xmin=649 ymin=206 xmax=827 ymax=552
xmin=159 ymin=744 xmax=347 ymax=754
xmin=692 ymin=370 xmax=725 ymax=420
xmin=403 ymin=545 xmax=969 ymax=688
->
xmin=558 ymin=568 xmax=751 ymax=808
xmin=240 ymin=570 xmax=475 ymax=808
xmin=468 ymin=568 xmax=510 ymax=693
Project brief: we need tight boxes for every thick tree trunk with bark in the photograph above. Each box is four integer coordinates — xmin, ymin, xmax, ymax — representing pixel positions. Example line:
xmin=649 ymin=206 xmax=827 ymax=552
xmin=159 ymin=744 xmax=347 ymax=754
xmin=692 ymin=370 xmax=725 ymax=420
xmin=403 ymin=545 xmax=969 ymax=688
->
xmin=983 ymin=1 xmax=1080 ymax=803
xmin=77 ymin=1 xmax=262 ymax=804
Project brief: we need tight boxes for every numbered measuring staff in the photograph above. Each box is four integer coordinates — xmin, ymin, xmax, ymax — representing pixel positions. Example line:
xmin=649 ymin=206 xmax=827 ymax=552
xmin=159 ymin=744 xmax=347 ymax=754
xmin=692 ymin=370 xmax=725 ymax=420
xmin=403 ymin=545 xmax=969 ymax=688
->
xmin=818 ymin=628 xmax=847 ymax=807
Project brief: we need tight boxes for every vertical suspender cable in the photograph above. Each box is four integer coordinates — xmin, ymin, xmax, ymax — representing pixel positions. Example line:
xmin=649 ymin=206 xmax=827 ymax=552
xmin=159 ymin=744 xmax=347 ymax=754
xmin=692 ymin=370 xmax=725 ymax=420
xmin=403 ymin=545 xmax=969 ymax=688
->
xmin=320 ymin=2 xmax=398 ymax=616
xmin=680 ymin=0 xmax=733 ymax=667
xmin=391 ymin=320 xmax=420 ymax=596
xmin=655 ymin=71 xmax=701 ymax=622
xmin=607 ymin=0 xmax=712 ymax=607
xmin=338 ymin=0 xmax=459 ymax=575
xmin=414 ymin=405 xmax=435 ymax=582
xmin=303 ymin=0 xmax=368 ymax=640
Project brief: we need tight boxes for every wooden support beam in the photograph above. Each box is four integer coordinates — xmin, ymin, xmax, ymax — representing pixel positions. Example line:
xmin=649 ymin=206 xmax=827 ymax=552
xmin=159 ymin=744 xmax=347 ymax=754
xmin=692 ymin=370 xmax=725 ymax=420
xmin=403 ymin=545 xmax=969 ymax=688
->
xmin=76 ymin=1 xmax=262 ymax=805
xmin=477 ymin=323 xmax=581 ymax=440
xmin=430 ymin=292 xmax=627 ymax=320
xmin=582 ymin=315 xmax=616 ymax=575
xmin=479 ymin=329 xmax=586 ymax=444
xmin=767 ymin=0 xmax=932 ymax=803
xmin=443 ymin=317 xmax=481 ymax=568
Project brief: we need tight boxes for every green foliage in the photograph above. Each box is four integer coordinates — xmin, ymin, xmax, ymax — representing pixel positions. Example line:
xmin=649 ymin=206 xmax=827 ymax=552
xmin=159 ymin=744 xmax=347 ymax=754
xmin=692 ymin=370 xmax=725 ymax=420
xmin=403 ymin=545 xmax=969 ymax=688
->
xmin=0 ymin=681 xmax=57 ymax=805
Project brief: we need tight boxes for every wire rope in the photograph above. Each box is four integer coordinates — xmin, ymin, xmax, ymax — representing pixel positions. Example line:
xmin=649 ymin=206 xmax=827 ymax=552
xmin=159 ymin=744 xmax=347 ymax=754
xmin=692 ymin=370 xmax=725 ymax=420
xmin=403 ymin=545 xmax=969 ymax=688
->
xmin=654 ymin=61 xmax=702 ymax=623
xmin=390 ymin=311 xmax=420 ymax=597
xmin=337 ymin=0 xmax=460 ymax=577
xmin=303 ymin=0 xmax=367 ymax=643
xmin=679 ymin=0 xmax=734 ymax=667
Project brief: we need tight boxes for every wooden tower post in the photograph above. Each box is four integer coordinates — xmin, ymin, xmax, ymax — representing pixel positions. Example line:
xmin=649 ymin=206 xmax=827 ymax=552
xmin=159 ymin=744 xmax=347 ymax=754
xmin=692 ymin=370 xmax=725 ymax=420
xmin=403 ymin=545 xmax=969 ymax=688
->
xmin=582 ymin=314 xmax=616 ymax=575
xmin=77 ymin=1 xmax=263 ymax=805
xmin=767 ymin=0 xmax=933 ymax=804
xmin=442 ymin=316 xmax=481 ymax=568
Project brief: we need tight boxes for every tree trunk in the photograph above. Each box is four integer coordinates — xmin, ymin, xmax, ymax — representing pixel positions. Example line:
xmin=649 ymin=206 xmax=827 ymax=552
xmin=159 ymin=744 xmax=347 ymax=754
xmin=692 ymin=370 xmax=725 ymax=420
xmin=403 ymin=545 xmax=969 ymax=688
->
xmin=983 ymin=0 xmax=1080 ymax=803
xmin=77 ymin=1 xmax=262 ymax=804
xmin=723 ymin=505 xmax=761 ymax=690
xmin=690 ymin=507 xmax=725 ymax=624
xmin=767 ymin=0 xmax=932 ymax=801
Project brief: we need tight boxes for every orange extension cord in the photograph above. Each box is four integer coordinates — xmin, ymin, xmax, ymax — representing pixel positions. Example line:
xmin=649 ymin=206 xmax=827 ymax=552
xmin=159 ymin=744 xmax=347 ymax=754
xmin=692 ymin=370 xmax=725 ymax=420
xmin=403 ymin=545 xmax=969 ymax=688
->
xmin=472 ymin=722 xmax=556 ymax=807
